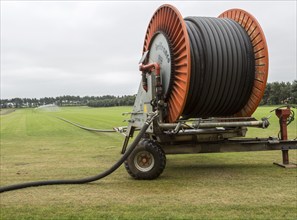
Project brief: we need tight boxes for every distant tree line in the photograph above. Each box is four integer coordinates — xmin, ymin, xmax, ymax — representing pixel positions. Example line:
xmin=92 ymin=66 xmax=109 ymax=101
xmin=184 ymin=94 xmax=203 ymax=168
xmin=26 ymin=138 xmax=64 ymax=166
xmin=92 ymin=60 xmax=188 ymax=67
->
xmin=1 ymin=81 xmax=296 ymax=108
xmin=0 ymin=95 xmax=136 ymax=108
xmin=87 ymin=95 xmax=135 ymax=107
xmin=261 ymin=81 xmax=297 ymax=105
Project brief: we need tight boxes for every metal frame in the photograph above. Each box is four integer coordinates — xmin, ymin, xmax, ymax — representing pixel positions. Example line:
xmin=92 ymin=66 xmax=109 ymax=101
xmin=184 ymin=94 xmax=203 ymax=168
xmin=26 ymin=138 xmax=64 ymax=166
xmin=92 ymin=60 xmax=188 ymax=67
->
xmin=119 ymin=51 xmax=296 ymax=168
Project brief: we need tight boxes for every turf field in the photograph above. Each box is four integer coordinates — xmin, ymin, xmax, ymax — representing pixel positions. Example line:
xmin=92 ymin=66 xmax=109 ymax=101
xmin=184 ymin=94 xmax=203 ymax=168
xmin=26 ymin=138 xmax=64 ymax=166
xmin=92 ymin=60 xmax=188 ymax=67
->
xmin=0 ymin=106 xmax=296 ymax=219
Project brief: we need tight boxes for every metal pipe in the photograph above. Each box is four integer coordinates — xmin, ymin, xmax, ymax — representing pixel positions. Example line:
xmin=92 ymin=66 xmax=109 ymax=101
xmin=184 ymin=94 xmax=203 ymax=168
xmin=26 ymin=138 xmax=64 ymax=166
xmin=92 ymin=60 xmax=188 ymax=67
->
xmin=158 ymin=120 xmax=266 ymax=129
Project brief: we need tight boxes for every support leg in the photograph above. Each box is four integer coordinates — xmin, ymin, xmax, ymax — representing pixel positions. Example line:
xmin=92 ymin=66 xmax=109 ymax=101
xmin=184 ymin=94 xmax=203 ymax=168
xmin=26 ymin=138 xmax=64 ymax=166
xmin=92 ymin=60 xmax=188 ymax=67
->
xmin=273 ymin=107 xmax=296 ymax=168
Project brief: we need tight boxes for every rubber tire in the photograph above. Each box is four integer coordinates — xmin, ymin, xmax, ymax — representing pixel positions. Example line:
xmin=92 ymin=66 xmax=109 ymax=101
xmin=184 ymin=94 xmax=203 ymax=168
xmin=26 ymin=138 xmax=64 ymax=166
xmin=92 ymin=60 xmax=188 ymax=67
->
xmin=124 ymin=139 xmax=166 ymax=180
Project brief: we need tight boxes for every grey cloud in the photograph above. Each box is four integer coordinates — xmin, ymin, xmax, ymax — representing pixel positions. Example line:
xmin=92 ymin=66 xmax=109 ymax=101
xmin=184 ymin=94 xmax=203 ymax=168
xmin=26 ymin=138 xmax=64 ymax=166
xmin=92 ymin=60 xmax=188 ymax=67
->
xmin=1 ymin=1 xmax=296 ymax=99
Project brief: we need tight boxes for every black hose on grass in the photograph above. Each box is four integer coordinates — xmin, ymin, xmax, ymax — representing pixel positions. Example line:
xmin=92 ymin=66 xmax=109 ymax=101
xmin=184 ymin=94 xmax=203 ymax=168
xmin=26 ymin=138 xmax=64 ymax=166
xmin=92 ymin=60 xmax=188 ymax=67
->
xmin=0 ymin=112 xmax=158 ymax=193
xmin=56 ymin=117 xmax=116 ymax=132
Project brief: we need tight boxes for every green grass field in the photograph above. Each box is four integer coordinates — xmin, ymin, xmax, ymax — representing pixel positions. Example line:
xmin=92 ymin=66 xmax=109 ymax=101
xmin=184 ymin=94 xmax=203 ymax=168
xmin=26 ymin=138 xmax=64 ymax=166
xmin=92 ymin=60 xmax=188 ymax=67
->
xmin=0 ymin=106 xmax=296 ymax=220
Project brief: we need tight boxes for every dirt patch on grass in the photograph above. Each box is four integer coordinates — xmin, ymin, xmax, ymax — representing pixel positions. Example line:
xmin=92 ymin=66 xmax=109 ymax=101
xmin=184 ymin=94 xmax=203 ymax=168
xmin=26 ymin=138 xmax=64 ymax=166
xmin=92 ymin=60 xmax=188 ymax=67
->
xmin=0 ymin=109 xmax=16 ymax=115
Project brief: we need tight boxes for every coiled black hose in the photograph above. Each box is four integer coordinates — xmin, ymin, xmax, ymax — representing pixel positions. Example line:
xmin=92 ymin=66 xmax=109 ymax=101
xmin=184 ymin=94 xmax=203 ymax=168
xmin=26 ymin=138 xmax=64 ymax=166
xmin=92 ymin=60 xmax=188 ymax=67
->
xmin=182 ymin=17 xmax=255 ymax=118
xmin=0 ymin=112 xmax=157 ymax=193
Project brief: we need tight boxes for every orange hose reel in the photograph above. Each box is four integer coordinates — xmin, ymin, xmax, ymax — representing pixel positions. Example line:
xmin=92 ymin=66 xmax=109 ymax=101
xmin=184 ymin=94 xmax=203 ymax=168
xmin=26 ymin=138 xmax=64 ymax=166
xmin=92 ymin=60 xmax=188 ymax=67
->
xmin=143 ymin=5 xmax=269 ymax=122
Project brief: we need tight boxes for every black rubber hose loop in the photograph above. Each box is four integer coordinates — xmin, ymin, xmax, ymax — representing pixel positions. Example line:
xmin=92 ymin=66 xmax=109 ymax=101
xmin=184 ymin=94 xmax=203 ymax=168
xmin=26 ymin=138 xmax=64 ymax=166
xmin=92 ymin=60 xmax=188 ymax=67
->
xmin=225 ymin=19 xmax=249 ymax=113
xmin=202 ymin=18 xmax=224 ymax=116
xmin=220 ymin=19 xmax=244 ymax=114
xmin=182 ymin=17 xmax=255 ymax=118
xmin=218 ymin=18 xmax=240 ymax=114
xmin=214 ymin=18 xmax=237 ymax=114
xmin=208 ymin=18 xmax=232 ymax=115
xmin=0 ymin=114 xmax=154 ymax=193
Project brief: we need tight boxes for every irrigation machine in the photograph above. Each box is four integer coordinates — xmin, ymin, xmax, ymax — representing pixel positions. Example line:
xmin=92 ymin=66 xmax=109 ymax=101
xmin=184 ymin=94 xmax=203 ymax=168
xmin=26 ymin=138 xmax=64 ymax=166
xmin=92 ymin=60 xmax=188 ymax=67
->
xmin=119 ymin=5 xmax=297 ymax=179
xmin=1 ymin=4 xmax=296 ymax=193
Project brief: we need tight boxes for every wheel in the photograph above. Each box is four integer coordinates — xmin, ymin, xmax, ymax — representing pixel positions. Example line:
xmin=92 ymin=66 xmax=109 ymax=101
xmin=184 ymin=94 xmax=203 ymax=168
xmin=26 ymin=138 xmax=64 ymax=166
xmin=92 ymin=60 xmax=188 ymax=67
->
xmin=124 ymin=139 xmax=166 ymax=180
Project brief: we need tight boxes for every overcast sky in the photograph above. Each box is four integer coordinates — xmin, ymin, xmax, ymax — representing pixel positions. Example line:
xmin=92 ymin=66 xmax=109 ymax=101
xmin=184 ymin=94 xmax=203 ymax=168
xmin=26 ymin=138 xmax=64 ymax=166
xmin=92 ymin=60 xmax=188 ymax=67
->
xmin=1 ymin=1 xmax=296 ymax=99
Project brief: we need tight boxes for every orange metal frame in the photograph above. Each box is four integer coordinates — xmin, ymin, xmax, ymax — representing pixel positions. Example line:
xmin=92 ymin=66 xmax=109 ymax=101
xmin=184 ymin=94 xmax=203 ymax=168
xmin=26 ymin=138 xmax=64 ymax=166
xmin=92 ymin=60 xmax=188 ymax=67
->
xmin=219 ymin=9 xmax=269 ymax=117
xmin=143 ymin=5 xmax=191 ymax=122
xmin=143 ymin=5 xmax=269 ymax=122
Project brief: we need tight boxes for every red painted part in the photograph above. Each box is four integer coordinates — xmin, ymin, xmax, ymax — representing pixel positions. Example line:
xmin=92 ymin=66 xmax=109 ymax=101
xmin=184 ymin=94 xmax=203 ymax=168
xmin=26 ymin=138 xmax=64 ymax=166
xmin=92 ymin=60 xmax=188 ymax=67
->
xmin=139 ymin=63 xmax=160 ymax=92
xmin=139 ymin=63 xmax=160 ymax=76
xmin=219 ymin=9 xmax=269 ymax=117
xmin=275 ymin=108 xmax=291 ymax=140
xmin=275 ymin=107 xmax=292 ymax=165
xmin=143 ymin=4 xmax=191 ymax=122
